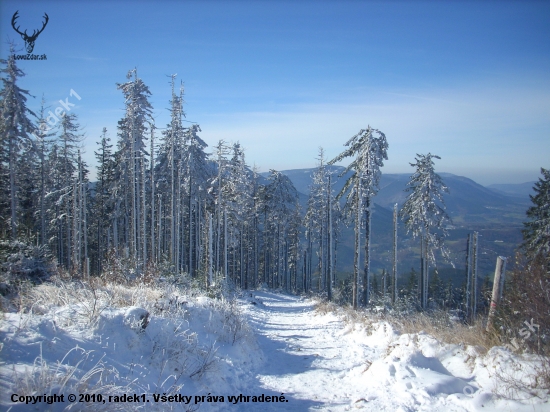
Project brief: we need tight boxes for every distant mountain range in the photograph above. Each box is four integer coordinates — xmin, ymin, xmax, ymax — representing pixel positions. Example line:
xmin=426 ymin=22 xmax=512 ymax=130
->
xmin=264 ymin=167 xmax=535 ymax=281
xmin=270 ymin=166 xmax=534 ymax=226
xmin=486 ymin=182 xmax=536 ymax=199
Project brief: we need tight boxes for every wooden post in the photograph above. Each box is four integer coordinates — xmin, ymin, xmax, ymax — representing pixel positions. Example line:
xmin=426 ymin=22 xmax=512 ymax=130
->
xmin=486 ymin=256 xmax=507 ymax=332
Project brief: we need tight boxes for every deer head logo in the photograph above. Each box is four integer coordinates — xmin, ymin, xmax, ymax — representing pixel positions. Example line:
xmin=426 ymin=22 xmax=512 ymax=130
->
xmin=11 ymin=11 xmax=49 ymax=54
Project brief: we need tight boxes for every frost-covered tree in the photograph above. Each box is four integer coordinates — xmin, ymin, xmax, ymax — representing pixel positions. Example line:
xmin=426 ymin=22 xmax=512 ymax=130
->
xmin=305 ymin=148 xmax=338 ymax=298
xmin=287 ymin=200 xmax=302 ymax=292
xmin=249 ymin=165 xmax=263 ymax=288
xmin=183 ymin=124 xmax=211 ymax=278
xmin=305 ymin=148 xmax=329 ymax=292
xmin=0 ymin=49 xmax=36 ymax=239
xmin=93 ymin=127 xmax=115 ymax=273
xmin=45 ymin=113 xmax=83 ymax=270
xmin=399 ymin=153 xmax=450 ymax=309
xmin=329 ymin=126 xmax=388 ymax=308
xmin=224 ymin=143 xmax=253 ymax=287
xmin=263 ymin=170 xmax=298 ymax=290
xmin=115 ymin=69 xmax=153 ymax=265
xmin=72 ymin=149 xmax=90 ymax=275
xmin=523 ymin=167 xmax=550 ymax=265
xmin=34 ymin=97 xmax=55 ymax=247
xmin=209 ymin=140 xmax=231 ymax=280
xmin=155 ymin=76 xmax=185 ymax=266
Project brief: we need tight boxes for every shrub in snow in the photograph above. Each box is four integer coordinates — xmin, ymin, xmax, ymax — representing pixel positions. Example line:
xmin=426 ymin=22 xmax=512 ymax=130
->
xmin=0 ymin=241 xmax=53 ymax=293
xmin=9 ymin=346 xmax=144 ymax=412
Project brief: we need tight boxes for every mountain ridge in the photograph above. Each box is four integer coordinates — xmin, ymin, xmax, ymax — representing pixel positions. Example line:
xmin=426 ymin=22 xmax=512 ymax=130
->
xmin=266 ymin=166 xmax=531 ymax=226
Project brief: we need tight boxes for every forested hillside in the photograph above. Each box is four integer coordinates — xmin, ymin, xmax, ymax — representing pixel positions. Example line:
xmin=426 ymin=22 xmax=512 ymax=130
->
xmin=1 ymin=41 xmax=549 ymax=412
xmin=0 ymin=52 xmax=545 ymax=313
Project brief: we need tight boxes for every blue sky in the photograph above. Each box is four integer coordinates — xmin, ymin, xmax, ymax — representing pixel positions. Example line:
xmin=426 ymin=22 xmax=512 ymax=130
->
xmin=1 ymin=0 xmax=549 ymax=185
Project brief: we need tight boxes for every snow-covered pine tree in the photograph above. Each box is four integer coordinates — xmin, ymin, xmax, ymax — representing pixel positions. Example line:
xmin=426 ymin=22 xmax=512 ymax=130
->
xmin=56 ymin=113 xmax=83 ymax=270
xmin=155 ymin=77 xmax=185 ymax=267
xmin=263 ymin=170 xmax=298 ymax=290
xmin=34 ymin=97 xmax=56 ymax=247
xmin=250 ymin=165 xmax=263 ymax=288
xmin=0 ymin=48 xmax=36 ymax=240
xmin=208 ymin=140 xmax=226 ymax=279
xmin=149 ymin=125 xmax=156 ymax=263
xmin=182 ymin=124 xmax=211 ymax=278
xmin=287 ymin=200 xmax=302 ymax=292
xmin=74 ymin=149 xmax=90 ymax=275
xmin=16 ymin=126 xmax=40 ymax=241
xmin=523 ymin=167 xmax=550 ymax=266
xmin=327 ymin=174 xmax=334 ymax=301
xmin=223 ymin=143 xmax=253 ymax=286
xmin=116 ymin=69 xmax=153 ymax=267
xmin=93 ymin=127 xmax=115 ymax=273
xmin=399 ymin=153 xmax=450 ymax=309
xmin=304 ymin=148 xmax=339 ymax=298
xmin=305 ymin=148 xmax=330 ymax=293
xmin=329 ymin=126 xmax=388 ymax=307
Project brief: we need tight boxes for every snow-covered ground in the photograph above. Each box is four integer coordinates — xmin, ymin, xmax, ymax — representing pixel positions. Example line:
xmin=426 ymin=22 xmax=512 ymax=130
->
xmin=241 ymin=291 xmax=548 ymax=411
xmin=1 ymin=284 xmax=548 ymax=411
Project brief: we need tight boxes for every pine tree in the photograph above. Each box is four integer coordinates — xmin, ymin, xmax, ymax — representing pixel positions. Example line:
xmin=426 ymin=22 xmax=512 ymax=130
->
xmin=93 ymin=127 xmax=115 ymax=273
xmin=372 ymin=273 xmax=379 ymax=297
xmin=0 ymin=48 xmax=36 ymax=240
xmin=263 ymin=170 xmax=298 ymax=290
xmin=223 ymin=142 xmax=252 ymax=286
xmin=155 ymin=76 xmax=185 ymax=268
xmin=329 ymin=126 xmax=388 ymax=308
xmin=428 ymin=269 xmax=445 ymax=308
xmin=305 ymin=148 xmax=331 ymax=293
xmin=46 ymin=113 xmax=83 ymax=270
xmin=210 ymin=140 xmax=231 ymax=281
xmin=404 ymin=268 xmax=418 ymax=301
xmin=34 ymin=97 xmax=55 ymax=246
xmin=183 ymin=124 xmax=210 ymax=278
xmin=116 ymin=69 xmax=153 ymax=266
xmin=523 ymin=167 xmax=550 ymax=265
xmin=399 ymin=153 xmax=450 ymax=309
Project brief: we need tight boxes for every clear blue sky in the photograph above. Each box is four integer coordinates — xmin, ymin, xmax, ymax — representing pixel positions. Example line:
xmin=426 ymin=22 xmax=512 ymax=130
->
xmin=1 ymin=0 xmax=549 ymax=185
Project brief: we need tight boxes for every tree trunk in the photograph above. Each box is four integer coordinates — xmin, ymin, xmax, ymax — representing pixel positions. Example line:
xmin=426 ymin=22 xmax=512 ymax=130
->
xmin=142 ymin=152 xmax=147 ymax=268
xmin=420 ymin=233 xmax=424 ymax=308
xmin=328 ymin=175 xmax=333 ymax=301
xmin=208 ymin=212 xmax=213 ymax=287
xmin=224 ymin=209 xmax=228 ymax=283
xmin=9 ymin=136 xmax=17 ymax=240
xmin=150 ymin=128 xmax=155 ymax=263
xmin=465 ymin=233 xmax=471 ymax=320
xmin=363 ymin=196 xmax=371 ymax=306
xmin=353 ymin=182 xmax=361 ymax=310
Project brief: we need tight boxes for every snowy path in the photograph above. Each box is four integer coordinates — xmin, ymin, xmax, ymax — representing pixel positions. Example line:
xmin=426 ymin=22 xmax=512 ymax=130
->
xmin=239 ymin=292 xmax=547 ymax=412
xmin=241 ymin=292 xmax=383 ymax=411
xmin=2 ymin=285 xmax=545 ymax=412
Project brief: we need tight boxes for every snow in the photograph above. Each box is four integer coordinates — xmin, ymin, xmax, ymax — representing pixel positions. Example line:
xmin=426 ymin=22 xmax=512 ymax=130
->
xmin=241 ymin=292 xmax=548 ymax=411
xmin=1 ymin=286 xmax=548 ymax=411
